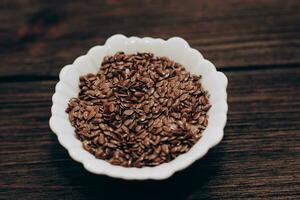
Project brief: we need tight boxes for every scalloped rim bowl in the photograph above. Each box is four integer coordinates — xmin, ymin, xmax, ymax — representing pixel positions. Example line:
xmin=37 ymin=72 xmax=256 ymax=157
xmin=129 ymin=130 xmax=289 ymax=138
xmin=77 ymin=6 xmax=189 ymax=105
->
xmin=49 ymin=34 xmax=228 ymax=180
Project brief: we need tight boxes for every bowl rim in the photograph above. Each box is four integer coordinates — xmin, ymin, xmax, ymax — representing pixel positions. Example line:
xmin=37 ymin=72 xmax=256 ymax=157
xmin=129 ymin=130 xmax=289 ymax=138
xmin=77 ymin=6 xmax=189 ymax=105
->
xmin=49 ymin=34 xmax=228 ymax=180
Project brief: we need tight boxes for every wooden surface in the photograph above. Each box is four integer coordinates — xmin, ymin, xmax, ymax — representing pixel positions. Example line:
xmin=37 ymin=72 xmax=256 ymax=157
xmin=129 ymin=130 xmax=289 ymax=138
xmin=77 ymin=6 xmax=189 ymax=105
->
xmin=0 ymin=0 xmax=300 ymax=199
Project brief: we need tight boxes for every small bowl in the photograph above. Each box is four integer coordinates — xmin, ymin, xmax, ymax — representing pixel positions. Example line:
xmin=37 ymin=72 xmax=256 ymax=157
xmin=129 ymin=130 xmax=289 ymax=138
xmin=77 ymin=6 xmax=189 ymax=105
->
xmin=49 ymin=34 xmax=228 ymax=180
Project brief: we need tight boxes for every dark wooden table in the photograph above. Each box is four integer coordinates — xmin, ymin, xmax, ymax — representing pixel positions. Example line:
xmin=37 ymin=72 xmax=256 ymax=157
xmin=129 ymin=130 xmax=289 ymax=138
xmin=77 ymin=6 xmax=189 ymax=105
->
xmin=1 ymin=0 xmax=300 ymax=199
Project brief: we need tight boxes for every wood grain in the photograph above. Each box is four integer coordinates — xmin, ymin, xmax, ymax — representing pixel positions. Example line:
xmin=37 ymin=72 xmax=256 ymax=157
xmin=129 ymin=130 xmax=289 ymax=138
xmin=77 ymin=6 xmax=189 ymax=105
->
xmin=0 ymin=0 xmax=300 ymax=77
xmin=1 ymin=67 xmax=299 ymax=199
xmin=1 ymin=0 xmax=300 ymax=199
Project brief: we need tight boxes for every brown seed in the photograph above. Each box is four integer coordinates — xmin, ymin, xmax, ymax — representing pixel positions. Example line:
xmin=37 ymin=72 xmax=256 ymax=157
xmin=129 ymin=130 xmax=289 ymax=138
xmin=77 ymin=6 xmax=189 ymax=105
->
xmin=190 ymin=125 xmax=199 ymax=135
xmin=82 ymin=141 xmax=91 ymax=151
xmin=92 ymin=117 xmax=101 ymax=124
xmin=193 ymin=112 xmax=201 ymax=120
xmin=153 ymin=118 xmax=162 ymax=128
xmin=161 ymin=144 xmax=169 ymax=154
xmin=134 ymin=91 xmax=144 ymax=97
xmin=154 ymin=146 xmax=162 ymax=154
xmin=121 ymin=125 xmax=130 ymax=134
xmin=202 ymin=104 xmax=211 ymax=111
xmin=170 ymin=112 xmax=181 ymax=119
xmin=110 ymin=139 xmax=120 ymax=145
xmin=99 ymin=123 xmax=107 ymax=130
xmin=86 ymin=106 xmax=93 ymax=112
xmin=128 ymin=120 xmax=136 ymax=130
xmin=173 ymin=99 xmax=180 ymax=107
xmin=135 ymin=125 xmax=143 ymax=132
xmin=156 ymin=81 xmax=163 ymax=87
xmin=167 ymin=99 xmax=173 ymax=107
xmin=123 ymin=109 xmax=134 ymax=116
xmin=113 ymin=150 xmax=120 ymax=159
xmin=148 ymin=87 xmax=155 ymax=95
xmin=83 ymin=111 xmax=89 ymax=120
xmin=185 ymin=84 xmax=194 ymax=91
xmin=203 ymin=117 xmax=208 ymax=127
xmin=107 ymin=143 xmax=117 ymax=148
xmin=93 ymin=136 xmax=99 ymax=144
xmin=87 ymin=110 xmax=96 ymax=120
xmin=115 ymin=114 xmax=122 ymax=120
xmin=138 ymin=115 xmax=147 ymax=123
xmin=108 ymin=103 xmax=115 ymax=112
xmin=148 ymin=154 xmax=157 ymax=160
xmin=174 ymin=89 xmax=181 ymax=97
xmin=109 ymin=159 xmax=121 ymax=165
xmin=198 ymin=96 xmax=205 ymax=105
xmin=143 ymin=105 xmax=150 ymax=113
xmin=162 ymin=125 xmax=171 ymax=132
xmin=98 ymin=133 xmax=105 ymax=145
xmin=180 ymin=93 xmax=189 ymax=101
xmin=154 ymin=127 xmax=163 ymax=135
xmin=170 ymin=145 xmax=178 ymax=153
xmin=124 ymin=119 xmax=133 ymax=126
xmin=161 ymin=136 xmax=169 ymax=142
xmin=95 ymin=149 xmax=105 ymax=159
xmin=198 ymin=116 xmax=205 ymax=125
xmin=156 ymin=68 xmax=165 ymax=76
xmin=138 ymin=131 xmax=149 ymax=139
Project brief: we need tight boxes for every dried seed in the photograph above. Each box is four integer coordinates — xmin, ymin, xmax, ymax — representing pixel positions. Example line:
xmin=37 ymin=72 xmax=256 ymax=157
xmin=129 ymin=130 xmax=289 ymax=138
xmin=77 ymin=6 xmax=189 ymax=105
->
xmin=98 ymin=133 xmax=105 ymax=145
xmin=108 ymin=104 xmax=115 ymax=112
xmin=138 ymin=115 xmax=147 ymax=123
xmin=143 ymin=137 xmax=151 ymax=147
xmin=113 ymin=150 xmax=120 ymax=159
xmin=154 ymin=146 xmax=162 ymax=154
xmin=167 ymin=99 xmax=173 ymax=107
xmin=138 ymin=131 xmax=149 ymax=139
xmin=95 ymin=149 xmax=105 ymax=159
xmin=198 ymin=116 xmax=205 ymax=125
xmin=86 ymin=106 xmax=93 ymax=112
xmin=154 ymin=127 xmax=163 ymax=135
xmin=87 ymin=110 xmax=96 ymax=120
xmin=203 ymin=117 xmax=208 ymax=127
xmin=107 ymin=143 xmax=117 ymax=148
xmin=83 ymin=111 xmax=89 ymax=120
xmin=124 ymin=119 xmax=133 ymax=126
xmin=153 ymin=118 xmax=162 ymax=128
xmin=124 ymin=109 xmax=134 ymax=116
xmin=162 ymin=125 xmax=171 ymax=132
xmin=148 ymin=154 xmax=157 ymax=160
xmin=109 ymin=159 xmax=121 ymax=165
xmin=162 ymin=144 xmax=169 ymax=154
xmin=173 ymin=146 xmax=182 ymax=153
xmin=115 ymin=114 xmax=122 ymax=121
xmin=190 ymin=126 xmax=199 ymax=135
xmin=82 ymin=141 xmax=91 ymax=151
xmin=134 ymin=91 xmax=144 ymax=97
xmin=171 ymin=112 xmax=181 ymax=119
xmin=121 ymin=125 xmax=129 ymax=134
xmin=99 ymin=123 xmax=107 ymax=130
xmin=143 ymin=105 xmax=150 ymax=113
xmin=202 ymin=104 xmax=211 ymax=111
xmin=156 ymin=81 xmax=163 ymax=87
xmin=180 ymin=93 xmax=189 ymax=101
xmin=135 ymin=125 xmax=143 ymax=132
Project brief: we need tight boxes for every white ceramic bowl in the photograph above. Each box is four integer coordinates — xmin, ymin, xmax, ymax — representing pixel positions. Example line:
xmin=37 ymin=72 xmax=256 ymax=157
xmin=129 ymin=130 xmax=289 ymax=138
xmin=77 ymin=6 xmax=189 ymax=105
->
xmin=49 ymin=34 xmax=228 ymax=180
